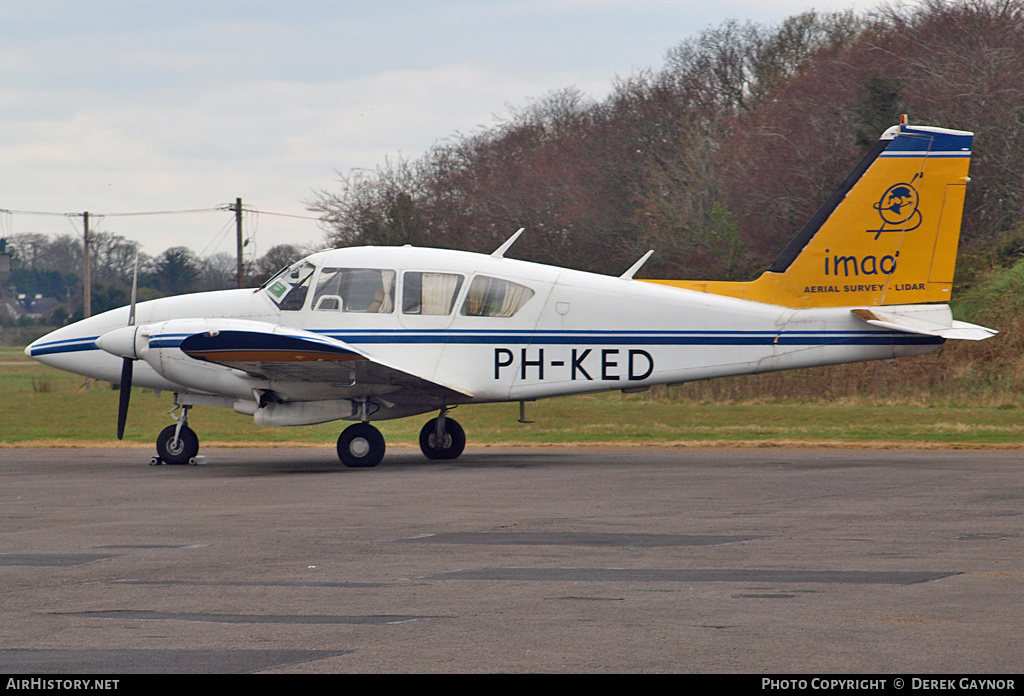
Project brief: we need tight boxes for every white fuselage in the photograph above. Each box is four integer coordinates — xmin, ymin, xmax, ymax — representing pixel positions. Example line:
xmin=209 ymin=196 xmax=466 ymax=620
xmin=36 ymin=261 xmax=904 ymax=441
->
xmin=27 ymin=245 xmax=944 ymax=422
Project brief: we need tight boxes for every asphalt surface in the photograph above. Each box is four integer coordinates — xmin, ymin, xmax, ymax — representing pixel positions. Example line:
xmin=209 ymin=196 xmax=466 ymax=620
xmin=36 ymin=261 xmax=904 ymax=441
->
xmin=0 ymin=445 xmax=1021 ymax=674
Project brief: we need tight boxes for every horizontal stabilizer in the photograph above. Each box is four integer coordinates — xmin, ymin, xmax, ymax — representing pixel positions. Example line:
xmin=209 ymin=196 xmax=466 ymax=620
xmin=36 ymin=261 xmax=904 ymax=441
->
xmin=851 ymin=308 xmax=997 ymax=341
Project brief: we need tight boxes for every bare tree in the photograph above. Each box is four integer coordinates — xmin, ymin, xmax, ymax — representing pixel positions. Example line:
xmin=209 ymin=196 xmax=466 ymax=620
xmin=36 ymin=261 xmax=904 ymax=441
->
xmin=251 ymin=244 xmax=307 ymax=285
xmin=195 ymin=252 xmax=237 ymax=291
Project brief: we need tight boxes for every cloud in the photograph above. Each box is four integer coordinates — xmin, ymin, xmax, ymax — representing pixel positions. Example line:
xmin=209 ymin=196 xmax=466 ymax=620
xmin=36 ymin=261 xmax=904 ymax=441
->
xmin=0 ymin=0 xmax=877 ymax=256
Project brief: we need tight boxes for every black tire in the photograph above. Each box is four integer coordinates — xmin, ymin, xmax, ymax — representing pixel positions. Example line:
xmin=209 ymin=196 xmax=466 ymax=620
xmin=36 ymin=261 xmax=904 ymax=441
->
xmin=419 ymin=417 xmax=466 ymax=460
xmin=156 ymin=424 xmax=200 ymax=465
xmin=337 ymin=422 xmax=386 ymax=468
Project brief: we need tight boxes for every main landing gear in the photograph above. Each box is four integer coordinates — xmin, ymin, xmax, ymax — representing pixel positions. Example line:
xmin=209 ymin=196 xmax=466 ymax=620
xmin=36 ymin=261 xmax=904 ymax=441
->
xmin=336 ymin=422 xmax=386 ymax=468
xmin=419 ymin=410 xmax=466 ymax=460
xmin=335 ymin=407 xmax=466 ymax=468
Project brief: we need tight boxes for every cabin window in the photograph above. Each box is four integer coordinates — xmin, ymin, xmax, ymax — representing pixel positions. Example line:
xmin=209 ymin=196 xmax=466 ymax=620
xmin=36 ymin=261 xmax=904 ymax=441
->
xmin=312 ymin=268 xmax=395 ymax=313
xmin=402 ymin=272 xmax=464 ymax=315
xmin=265 ymin=261 xmax=316 ymax=311
xmin=461 ymin=276 xmax=535 ymax=318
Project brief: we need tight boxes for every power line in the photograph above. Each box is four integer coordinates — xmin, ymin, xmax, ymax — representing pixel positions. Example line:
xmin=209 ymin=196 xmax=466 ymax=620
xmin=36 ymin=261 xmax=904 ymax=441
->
xmin=215 ymin=204 xmax=320 ymax=221
xmin=0 ymin=205 xmax=320 ymax=221
xmin=1 ymin=201 xmax=324 ymax=313
xmin=197 ymin=216 xmax=237 ymax=258
xmin=102 ymin=208 xmax=224 ymax=218
xmin=0 ymin=209 xmax=74 ymax=217
xmin=245 ymin=209 xmax=321 ymax=221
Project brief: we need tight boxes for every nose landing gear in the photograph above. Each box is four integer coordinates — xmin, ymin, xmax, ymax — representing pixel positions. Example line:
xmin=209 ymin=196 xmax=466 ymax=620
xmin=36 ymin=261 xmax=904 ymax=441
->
xmin=152 ymin=404 xmax=200 ymax=465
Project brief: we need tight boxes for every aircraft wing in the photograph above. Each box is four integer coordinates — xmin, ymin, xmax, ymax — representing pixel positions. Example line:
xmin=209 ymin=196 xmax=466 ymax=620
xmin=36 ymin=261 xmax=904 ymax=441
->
xmin=850 ymin=309 xmax=997 ymax=341
xmin=178 ymin=323 xmax=472 ymax=401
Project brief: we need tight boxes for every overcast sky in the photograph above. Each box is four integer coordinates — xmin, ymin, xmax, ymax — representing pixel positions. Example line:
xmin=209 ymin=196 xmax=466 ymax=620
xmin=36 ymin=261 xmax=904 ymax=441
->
xmin=1 ymin=0 xmax=885 ymax=260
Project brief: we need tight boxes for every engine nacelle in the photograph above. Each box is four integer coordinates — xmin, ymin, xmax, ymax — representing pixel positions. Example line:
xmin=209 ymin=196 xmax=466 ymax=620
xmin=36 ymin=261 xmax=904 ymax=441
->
xmin=126 ymin=318 xmax=273 ymax=399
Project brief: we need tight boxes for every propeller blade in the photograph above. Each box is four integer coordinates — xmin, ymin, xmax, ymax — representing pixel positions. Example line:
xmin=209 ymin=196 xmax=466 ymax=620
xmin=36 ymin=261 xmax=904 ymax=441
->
xmin=117 ymin=357 xmax=133 ymax=440
xmin=117 ymin=252 xmax=140 ymax=440
xmin=128 ymin=251 xmax=139 ymax=326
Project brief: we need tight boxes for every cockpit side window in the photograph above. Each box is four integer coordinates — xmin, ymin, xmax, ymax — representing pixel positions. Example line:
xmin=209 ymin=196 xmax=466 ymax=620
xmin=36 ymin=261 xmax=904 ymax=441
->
xmin=312 ymin=268 xmax=395 ymax=313
xmin=402 ymin=272 xmax=464 ymax=315
xmin=265 ymin=261 xmax=316 ymax=311
xmin=461 ymin=276 xmax=535 ymax=318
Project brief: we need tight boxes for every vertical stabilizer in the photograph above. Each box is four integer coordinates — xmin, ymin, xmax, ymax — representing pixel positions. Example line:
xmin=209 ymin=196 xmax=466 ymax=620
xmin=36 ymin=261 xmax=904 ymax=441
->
xmin=644 ymin=124 xmax=974 ymax=308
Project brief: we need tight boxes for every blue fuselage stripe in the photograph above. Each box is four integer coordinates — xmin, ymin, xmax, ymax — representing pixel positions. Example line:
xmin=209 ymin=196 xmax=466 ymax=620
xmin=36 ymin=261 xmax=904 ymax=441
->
xmin=313 ymin=330 xmax=940 ymax=347
xmin=27 ymin=337 xmax=100 ymax=356
xmin=28 ymin=329 xmax=943 ymax=357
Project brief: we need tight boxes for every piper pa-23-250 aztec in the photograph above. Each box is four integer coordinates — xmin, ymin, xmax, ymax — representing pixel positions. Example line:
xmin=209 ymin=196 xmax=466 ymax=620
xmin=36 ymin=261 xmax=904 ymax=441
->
xmin=27 ymin=122 xmax=997 ymax=467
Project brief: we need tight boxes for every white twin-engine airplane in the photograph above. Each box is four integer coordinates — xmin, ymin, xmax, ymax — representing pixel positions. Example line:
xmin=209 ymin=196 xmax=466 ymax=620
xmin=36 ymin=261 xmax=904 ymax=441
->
xmin=27 ymin=122 xmax=996 ymax=467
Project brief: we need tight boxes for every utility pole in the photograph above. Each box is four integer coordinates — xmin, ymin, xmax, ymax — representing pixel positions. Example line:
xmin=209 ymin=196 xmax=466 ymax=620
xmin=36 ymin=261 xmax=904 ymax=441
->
xmin=235 ymin=198 xmax=244 ymax=288
xmin=83 ymin=211 xmax=91 ymax=318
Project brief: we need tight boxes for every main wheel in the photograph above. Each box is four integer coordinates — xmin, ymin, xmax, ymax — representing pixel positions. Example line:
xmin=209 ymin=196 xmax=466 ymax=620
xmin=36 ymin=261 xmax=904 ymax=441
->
xmin=337 ymin=422 xmax=386 ymax=468
xmin=419 ymin=417 xmax=466 ymax=460
xmin=156 ymin=424 xmax=200 ymax=465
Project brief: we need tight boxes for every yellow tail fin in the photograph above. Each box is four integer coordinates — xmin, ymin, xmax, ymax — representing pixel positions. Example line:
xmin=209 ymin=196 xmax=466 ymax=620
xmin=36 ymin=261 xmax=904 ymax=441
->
xmin=645 ymin=123 xmax=973 ymax=308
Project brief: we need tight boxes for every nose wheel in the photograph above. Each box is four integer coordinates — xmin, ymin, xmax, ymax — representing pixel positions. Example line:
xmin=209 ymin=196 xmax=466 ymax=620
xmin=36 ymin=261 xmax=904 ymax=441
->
xmin=153 ymin=403 xmax=200 ymax=465
xmin=155 ymin=424 xmax=200 ymax=465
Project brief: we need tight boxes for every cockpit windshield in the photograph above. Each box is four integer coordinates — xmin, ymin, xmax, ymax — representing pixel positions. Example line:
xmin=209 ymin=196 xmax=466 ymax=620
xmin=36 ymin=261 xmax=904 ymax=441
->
xmin=263 ymin=261 xmax=316 ymax=310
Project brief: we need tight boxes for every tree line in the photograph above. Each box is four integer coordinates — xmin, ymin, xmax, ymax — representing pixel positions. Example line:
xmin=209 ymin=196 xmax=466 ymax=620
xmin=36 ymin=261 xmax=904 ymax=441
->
xmin=1 ymin=230 xmax=311 ymax=324
xmin=310 ymin=0 xmax=1024 ymax=283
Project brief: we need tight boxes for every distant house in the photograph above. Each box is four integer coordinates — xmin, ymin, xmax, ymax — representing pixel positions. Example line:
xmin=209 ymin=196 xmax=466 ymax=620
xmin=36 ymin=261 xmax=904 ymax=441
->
xmin=2 ymin=295 xmax=63 ymax=322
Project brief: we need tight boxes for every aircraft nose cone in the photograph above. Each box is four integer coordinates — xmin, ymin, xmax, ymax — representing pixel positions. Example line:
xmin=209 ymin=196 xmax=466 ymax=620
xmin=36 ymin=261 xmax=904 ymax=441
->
xmin=95 ymin=326 xmax=139 ymax=360
xmin=24 ymin=331 xmax=60 ymax=360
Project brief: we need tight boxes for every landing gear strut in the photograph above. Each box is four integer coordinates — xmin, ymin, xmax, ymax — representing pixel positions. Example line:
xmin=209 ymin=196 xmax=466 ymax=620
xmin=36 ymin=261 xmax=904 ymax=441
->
xmin=336 ymin=399 xmax=386 ymax=468
xmin=419 ymin=409 xmax=466 ymax=460
xmin=153 ymin=404 xmax=200 ymax=465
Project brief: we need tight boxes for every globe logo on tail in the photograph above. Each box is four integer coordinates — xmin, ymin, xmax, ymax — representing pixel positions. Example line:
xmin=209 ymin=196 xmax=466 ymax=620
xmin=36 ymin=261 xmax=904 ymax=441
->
xmin=870 ymin=182 xmax=921 ymax=239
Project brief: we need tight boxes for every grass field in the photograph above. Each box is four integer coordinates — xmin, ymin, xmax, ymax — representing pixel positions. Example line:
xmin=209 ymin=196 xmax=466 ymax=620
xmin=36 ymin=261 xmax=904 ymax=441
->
xmin=4 ymin=345 xmax=1024 ymax=449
